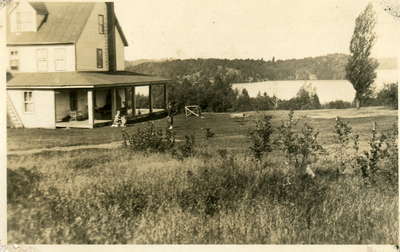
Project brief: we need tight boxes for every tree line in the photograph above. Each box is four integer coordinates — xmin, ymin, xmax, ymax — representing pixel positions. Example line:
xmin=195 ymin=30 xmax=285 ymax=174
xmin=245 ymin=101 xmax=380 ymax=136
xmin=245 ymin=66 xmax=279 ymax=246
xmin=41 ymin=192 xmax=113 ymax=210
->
xmin=127 ymin=54 xmax=349 ymax=83
xmin=138 ymin=73 xmax=397 ymax=113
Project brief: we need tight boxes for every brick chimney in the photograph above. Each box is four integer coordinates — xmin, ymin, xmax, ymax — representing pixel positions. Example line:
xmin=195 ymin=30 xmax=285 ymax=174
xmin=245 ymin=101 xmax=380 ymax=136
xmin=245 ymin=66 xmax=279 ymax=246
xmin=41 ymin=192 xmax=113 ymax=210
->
xmin=106 ymin=2 xmax=116 ymax=72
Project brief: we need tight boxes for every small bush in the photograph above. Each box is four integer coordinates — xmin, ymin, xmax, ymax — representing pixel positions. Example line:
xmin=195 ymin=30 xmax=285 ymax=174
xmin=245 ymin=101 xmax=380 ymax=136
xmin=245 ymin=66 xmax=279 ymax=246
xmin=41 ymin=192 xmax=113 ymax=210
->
xmin=355 ymin=122 xmax=398 ymax=183
xmin=205 ymin=128 xmax=215 ymax=139
xmin=275 ymin=111 xmax=325 ymax=176
xmin=322 ymin=100 xmax=353 ymax=109
xmin=333 ymin=117 xmax=359 ymax=174
xmin=248 ymin=115 xmax=273 ymax=160
xmin=173 ymin=135 xmax=196 ymax=160
xmin=381 ymin=123 xmax=398 ymax=184
xmin=122 ymin=123 xmax=175 ymax=153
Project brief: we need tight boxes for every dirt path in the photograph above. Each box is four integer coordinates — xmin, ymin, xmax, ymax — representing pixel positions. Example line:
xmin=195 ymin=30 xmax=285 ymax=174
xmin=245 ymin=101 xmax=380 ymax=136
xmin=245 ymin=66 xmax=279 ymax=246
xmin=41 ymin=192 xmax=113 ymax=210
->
xmin=8 ymin=138 xmax=185 ymax=156
xmin=7 ymin=141 xmax=123 ymax=156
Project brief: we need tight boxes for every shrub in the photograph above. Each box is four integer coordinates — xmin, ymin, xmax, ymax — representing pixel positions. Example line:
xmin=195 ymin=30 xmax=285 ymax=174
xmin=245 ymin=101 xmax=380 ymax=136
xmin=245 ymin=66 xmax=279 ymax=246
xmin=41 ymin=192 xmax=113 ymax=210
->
xmin=122 ymin=123 xmax=175 ymax=153
xmin=205 ymin=128 xmax=215 ymax=139
xmin=333 ymin=117 xmax=359 ymax=174
xmin=381 ymin=123 xmax=398 ymax=184
xmin=173 ymin=135 xmax=196 ymax=160
xmin=248 ymin=115 xmax=273 ymax=160
xmin=275 ymin=111 xmax=325 ymax=176
xmin=322 ymin=100 xmax=353 ymax=109
xmin=355 ymin=122 xmax=397 ymax=182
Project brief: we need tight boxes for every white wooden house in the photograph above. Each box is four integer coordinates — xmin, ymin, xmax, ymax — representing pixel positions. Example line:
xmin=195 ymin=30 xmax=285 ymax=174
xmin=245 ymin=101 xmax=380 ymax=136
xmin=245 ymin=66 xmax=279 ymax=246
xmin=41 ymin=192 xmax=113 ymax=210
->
xmin=6 ymin=1 xmax=170 ymax=128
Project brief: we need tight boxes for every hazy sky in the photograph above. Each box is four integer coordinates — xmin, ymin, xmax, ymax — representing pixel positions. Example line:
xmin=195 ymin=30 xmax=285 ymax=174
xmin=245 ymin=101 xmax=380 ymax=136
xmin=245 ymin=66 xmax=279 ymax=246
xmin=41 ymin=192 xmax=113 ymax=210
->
xmin=114 ymin=0 xmax=399 ymax=61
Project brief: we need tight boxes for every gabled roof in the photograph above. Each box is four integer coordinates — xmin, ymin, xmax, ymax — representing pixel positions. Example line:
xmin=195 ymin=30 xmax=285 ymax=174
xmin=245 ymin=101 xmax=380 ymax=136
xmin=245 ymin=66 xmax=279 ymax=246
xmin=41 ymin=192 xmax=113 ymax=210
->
xmin=7 ymin=71 xmax=172 ymax=89
xmin=7 ymin=2 xmax=95 ymax=45
xmin=7 ymin=2 xmax=129 ymax=46
xmin=29 ymin=2 xmax=48 ymax=15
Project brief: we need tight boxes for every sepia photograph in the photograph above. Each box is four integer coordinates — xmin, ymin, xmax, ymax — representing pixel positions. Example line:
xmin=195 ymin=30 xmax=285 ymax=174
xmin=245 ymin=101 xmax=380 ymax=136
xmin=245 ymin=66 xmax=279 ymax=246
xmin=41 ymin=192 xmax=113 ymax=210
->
xmin=1 ymin=0 xmax=399 ymax=245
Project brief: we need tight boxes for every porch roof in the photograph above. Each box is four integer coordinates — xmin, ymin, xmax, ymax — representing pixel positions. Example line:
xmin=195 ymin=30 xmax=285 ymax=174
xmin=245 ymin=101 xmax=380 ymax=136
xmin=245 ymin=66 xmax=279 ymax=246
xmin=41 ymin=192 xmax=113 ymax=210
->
xmin=6 ymin=71 xmax=172 ymax=89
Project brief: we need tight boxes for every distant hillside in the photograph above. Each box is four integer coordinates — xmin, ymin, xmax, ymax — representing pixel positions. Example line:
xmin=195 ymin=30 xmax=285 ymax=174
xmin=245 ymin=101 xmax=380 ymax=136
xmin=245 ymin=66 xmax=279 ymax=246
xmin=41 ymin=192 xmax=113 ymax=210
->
xmin=125 ymin=58 xmax=174 ymax=68
xmin=377 ymin=57 xmax=398 ymax=70
xmin=126 ymin=55 xmax=397 ymax=83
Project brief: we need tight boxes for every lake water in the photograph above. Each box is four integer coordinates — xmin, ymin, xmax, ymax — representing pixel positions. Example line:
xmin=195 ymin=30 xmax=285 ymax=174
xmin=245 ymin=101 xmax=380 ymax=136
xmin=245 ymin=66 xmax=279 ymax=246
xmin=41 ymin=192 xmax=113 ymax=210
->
xmin=232 ymin=70 xmax=398 ymax=104
xmin=135 ymin=70 xmax=398 ymax=103
xmin=232 ymin=80 xmax=356 ymax=103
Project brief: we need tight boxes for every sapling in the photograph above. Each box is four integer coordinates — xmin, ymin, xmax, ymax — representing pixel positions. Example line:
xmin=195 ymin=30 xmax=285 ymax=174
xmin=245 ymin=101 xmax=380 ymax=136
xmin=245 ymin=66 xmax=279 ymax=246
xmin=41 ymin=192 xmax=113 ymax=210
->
xmin=333 ymin=117 xmax=359 ymax=174
xmin=275 ymin=111 xmax=324 ymax=177
xmin=248 ymin=115 xmax=273 ymax=160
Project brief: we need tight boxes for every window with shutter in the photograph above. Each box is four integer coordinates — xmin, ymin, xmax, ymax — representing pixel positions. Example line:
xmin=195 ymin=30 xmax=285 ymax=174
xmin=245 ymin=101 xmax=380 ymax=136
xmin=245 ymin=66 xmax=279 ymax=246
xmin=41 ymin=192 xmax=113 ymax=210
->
xmin=54 ymin=48 xmax=66 ymax=71
xmin=36 ymin=48 xmax=48 ymax=72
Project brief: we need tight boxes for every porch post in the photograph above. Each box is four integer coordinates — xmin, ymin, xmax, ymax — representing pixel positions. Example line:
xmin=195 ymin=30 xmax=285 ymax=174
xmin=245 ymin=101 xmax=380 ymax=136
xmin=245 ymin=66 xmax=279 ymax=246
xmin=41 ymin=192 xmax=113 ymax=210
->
xmin=163 ymin=83 xmax=168 ymax=109
xmin=111 ymin=88 xmax=117 ymax=118
xmin=148 ymin=84 xmax=153 ymax=113
xmin=131 ymin=86 xmax=136 ymax=116
xmin=124 ymin=87 xmax=128 ymax=108
xmin=87 ymin=89 xmax=94 ymax=128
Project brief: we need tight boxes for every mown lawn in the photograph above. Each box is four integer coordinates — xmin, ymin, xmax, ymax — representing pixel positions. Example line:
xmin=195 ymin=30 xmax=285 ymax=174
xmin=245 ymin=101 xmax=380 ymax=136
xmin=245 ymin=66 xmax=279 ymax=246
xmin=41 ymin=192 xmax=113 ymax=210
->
xmin=7 ymin=106 xmax=398 ymax=151
xmin=7 ymin=107 xmax=398 ymax=244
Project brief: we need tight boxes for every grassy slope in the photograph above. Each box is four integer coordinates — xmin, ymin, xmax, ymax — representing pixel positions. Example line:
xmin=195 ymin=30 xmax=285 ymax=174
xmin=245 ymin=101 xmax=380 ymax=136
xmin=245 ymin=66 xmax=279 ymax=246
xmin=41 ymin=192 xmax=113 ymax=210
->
xmin=7 ymin=107 xmax=398 ymax=244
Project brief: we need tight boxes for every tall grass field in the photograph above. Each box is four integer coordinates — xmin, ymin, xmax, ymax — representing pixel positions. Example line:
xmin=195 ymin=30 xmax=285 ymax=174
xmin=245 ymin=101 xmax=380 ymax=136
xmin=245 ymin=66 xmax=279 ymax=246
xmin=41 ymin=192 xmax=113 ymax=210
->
xmin=7 ymin=107 xmax=398 ymax=244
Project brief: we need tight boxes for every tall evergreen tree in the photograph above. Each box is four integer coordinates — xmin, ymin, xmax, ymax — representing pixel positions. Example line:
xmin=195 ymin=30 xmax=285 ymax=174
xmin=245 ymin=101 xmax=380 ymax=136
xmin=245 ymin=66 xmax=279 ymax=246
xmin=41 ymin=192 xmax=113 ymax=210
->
xmin=345 ymin=3 xmax=379 ymax=109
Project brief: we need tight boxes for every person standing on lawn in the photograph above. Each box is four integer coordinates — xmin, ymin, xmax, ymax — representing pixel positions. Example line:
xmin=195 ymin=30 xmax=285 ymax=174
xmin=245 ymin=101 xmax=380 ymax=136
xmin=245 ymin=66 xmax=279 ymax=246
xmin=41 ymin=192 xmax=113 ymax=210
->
xmin=167 ymin=101 xmax=177 ymax=129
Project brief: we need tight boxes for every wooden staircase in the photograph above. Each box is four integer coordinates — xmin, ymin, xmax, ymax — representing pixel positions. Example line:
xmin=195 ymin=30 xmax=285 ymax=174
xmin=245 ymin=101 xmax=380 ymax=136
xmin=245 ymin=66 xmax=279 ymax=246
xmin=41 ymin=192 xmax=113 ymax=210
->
xmin=7 ymin=94 xmax=24 ymax=128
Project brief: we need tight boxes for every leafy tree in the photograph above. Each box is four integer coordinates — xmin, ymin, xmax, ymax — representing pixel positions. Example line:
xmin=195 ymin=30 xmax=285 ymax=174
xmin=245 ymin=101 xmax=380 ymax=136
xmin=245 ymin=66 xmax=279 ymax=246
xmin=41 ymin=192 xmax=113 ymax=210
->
xmin=377 ymin=83 xmax=398 ymax=109
xmin=345 ymin=3 xmax=379 ymax=109
xmin=235 ymin=88 xmax=252 ymax=111
xmin=209 ymin=75 xmax=236 ymax=112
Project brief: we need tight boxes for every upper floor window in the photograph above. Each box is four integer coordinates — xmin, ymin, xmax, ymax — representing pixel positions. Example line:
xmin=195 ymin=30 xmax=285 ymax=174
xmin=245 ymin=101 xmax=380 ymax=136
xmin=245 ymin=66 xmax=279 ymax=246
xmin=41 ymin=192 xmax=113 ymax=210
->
xmin=54 ymin=48 xmax=66 ymax=71
xmin=36 ymin=48 xmax=48 ymax=72
xmin=9 ymin=50 xmax=19 ymax=71
xmin=98 ymin=14 xmax=104 ymax=34
xmin=24 ymin=91 xmax=34 ymax=113
xmin=16 ymin=11 xmax=33 ymax=32
xmin=96 ymin=48 xmax=103 ymax=69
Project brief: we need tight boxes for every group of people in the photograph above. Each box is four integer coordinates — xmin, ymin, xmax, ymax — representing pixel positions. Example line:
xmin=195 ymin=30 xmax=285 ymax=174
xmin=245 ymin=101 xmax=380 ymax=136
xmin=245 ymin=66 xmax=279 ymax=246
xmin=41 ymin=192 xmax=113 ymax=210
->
xmin=111 ymin=110 xmax=127 ymax=127
xmin=111 ymin=101 xmax=178 ymax=129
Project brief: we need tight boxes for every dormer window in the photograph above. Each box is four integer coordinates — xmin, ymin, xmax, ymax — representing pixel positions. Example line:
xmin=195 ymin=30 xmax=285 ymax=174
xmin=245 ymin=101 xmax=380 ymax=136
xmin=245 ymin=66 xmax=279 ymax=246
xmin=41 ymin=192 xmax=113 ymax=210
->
xmin=16 ymin=11 xmax=33 ymax=32
xmin=98 ymin=14 xmax=104 ymax=34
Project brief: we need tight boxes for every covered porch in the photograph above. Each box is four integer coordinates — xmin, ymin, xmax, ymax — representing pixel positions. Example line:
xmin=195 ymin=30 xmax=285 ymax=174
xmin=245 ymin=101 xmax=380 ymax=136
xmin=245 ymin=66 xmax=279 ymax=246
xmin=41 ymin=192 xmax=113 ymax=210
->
xmin=55 ymin=82 xmax=169 ymax=129
xmin=7 ymin=71 xmax=171 ymax=129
